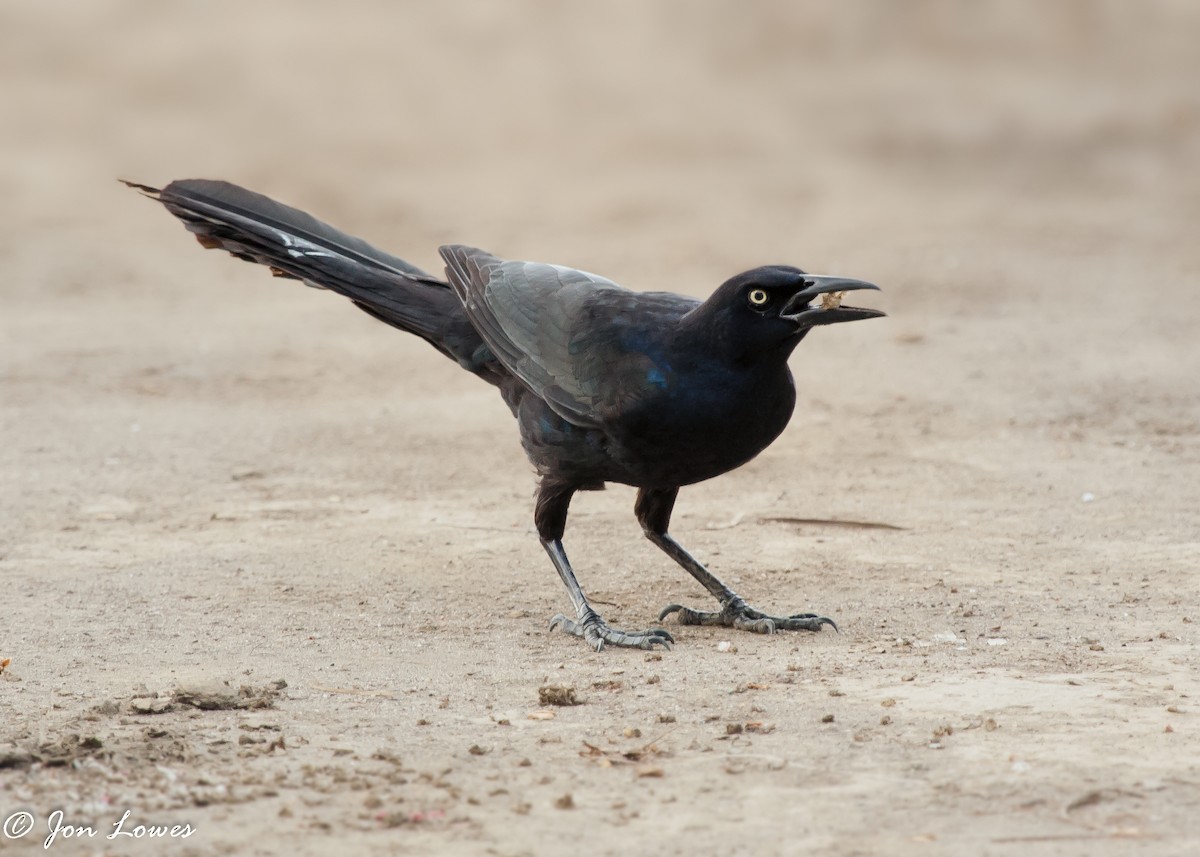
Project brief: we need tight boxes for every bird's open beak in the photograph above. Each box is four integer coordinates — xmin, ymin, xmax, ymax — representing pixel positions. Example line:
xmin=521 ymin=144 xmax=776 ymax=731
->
xmin=781 ymin=276 xmax=885 ymax=326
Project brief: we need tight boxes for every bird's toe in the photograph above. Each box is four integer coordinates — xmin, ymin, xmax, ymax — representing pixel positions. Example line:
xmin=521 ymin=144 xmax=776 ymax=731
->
xmin=658 ymin=603 xmax=686 ymax=622
xmin=658 ymin=604 xmax=726 ymax=626
xmin=733 ymin=614 xmax=776 ymax=634
xmin=550 ymin=611 xmax=674 ymax=651
xmin=773 ymin=615 xmax=838 ymax=633
xmin=658 ymin=596 xmax=836 ymax=636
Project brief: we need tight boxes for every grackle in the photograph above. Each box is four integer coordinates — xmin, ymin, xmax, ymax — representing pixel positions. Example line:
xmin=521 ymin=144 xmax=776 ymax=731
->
xmin=125 ymin=179 xmax=884 ymax=651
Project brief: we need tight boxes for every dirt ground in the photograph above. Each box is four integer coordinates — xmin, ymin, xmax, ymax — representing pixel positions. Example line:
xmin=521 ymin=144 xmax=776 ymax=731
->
xmin=3 ymin=2 xmax=1198 ymax=855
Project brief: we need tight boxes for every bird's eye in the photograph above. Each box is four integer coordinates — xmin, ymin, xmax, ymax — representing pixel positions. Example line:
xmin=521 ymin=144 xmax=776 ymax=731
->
xmin=747 ymin=289 xmax=770 ymax=307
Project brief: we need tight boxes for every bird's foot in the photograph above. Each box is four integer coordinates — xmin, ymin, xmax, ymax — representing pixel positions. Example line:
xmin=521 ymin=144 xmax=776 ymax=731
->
xmin=658 ymin=595 xmax=837 ymax=634
xmin=549 ymin=610 xmax=674 ymax=652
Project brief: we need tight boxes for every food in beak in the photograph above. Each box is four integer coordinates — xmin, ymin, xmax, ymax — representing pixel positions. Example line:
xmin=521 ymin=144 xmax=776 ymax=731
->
xmin=820 ymin=291 xmax=845 ymax=311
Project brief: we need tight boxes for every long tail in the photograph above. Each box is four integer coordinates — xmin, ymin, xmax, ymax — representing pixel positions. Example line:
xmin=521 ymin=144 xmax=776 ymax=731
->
xmin=123 ymin=179 xmax=497 ymax=379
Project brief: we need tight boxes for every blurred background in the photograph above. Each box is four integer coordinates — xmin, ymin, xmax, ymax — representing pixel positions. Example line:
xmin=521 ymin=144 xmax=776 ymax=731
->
xmin=5 ymin=0 xmax=1197 ymax=283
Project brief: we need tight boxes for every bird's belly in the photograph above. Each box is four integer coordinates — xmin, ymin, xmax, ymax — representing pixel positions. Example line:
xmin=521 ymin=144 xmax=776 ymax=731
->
xmin=515 ymin=368 xmax=797 ymax=490
xmin=605 ymin=384 xmax=796 ymax=487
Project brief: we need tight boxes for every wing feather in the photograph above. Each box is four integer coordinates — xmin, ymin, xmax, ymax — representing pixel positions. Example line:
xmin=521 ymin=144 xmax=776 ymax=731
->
xmin=440 ymin=245 xmax=632 ymax=428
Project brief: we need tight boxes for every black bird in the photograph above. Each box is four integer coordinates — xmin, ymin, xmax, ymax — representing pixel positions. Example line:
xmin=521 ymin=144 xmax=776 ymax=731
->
xmin=124 ymin=179 xmax=884 ymax=651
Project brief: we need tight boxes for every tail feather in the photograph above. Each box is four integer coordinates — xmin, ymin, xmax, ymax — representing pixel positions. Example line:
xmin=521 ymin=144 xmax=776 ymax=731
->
xmin=125 ymin=179 xmax=497 ymax=378
xmin=124 ymin=179 xmax=433 ymax=280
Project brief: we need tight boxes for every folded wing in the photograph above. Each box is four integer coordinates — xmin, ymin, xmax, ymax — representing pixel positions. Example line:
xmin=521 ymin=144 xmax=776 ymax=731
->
xmin=440 ymin=245 xmax=638 ymax=428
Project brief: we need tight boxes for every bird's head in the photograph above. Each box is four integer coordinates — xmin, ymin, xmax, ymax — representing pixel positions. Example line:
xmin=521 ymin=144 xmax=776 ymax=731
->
xmin=692 ymin=265 xmax=884 ymax=362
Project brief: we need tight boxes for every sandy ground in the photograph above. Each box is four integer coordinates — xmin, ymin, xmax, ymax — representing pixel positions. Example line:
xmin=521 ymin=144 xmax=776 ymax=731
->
xmin=3 ymin=2 xmax=1199 ymax=855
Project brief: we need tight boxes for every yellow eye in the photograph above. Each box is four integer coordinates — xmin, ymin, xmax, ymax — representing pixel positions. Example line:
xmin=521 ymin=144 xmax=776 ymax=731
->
xmin=748 ymin=288 xmax=769 ymax=307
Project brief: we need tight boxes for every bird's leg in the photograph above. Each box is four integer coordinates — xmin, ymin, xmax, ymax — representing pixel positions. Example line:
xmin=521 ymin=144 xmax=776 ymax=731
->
xmin=636 ymin=488 xmax=836 ymax=635
xmin=536 ymin=481 xmax=673 ymax=651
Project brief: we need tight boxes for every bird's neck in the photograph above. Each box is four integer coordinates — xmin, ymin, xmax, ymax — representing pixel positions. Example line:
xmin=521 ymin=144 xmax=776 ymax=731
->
xmin=678 ymin=305 xmax=807 ymax=370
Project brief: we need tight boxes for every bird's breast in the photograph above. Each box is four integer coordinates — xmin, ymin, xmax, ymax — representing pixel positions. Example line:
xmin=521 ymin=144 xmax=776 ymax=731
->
xmin=606 ymin=363 xmax=797 ymax=487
